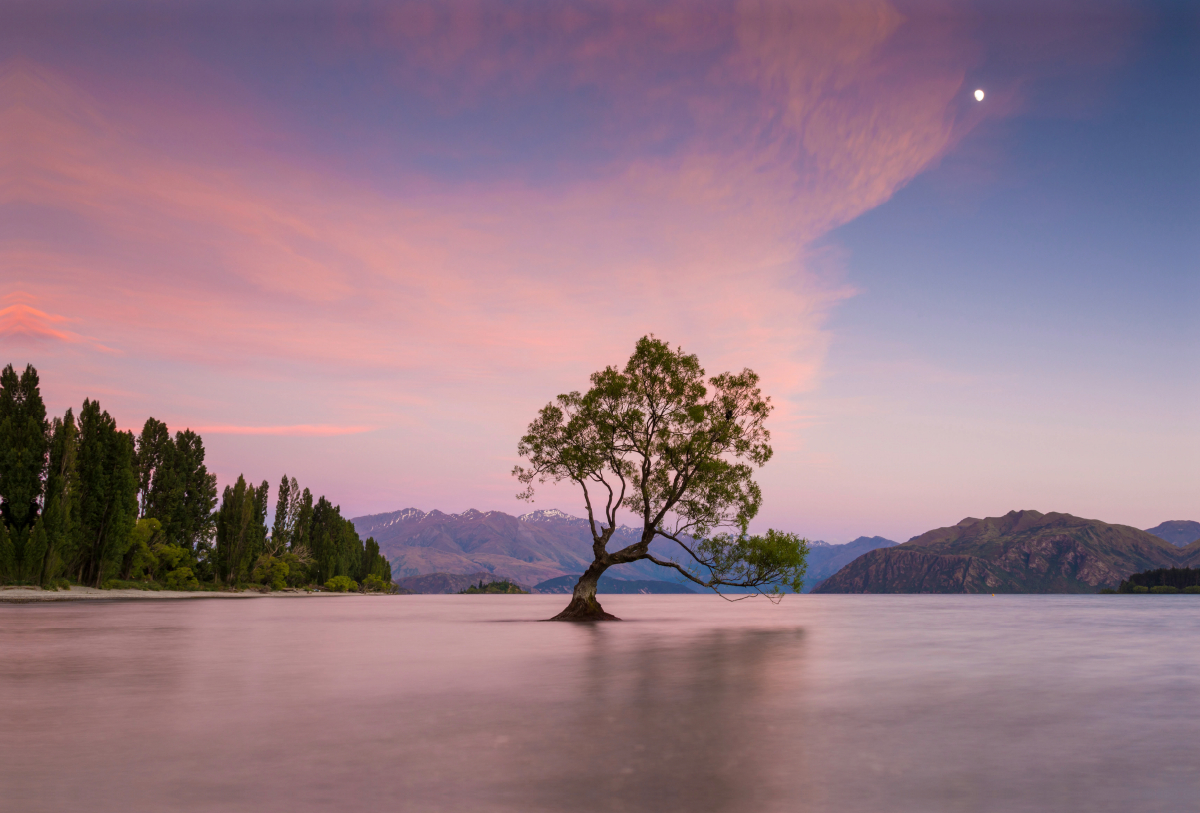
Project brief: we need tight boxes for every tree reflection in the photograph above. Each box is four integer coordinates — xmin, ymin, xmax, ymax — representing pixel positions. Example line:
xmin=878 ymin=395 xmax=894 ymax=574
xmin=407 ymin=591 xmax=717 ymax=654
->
xmin=511 ymin=626 xmax=806 ymax=812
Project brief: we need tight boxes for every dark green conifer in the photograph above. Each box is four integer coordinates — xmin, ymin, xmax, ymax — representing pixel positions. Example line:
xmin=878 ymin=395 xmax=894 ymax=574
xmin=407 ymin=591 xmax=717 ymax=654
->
xmin=42 ymin=410 xmax=80 ymax=584
xmin=74 ymin=400 xmax=138 ymax=586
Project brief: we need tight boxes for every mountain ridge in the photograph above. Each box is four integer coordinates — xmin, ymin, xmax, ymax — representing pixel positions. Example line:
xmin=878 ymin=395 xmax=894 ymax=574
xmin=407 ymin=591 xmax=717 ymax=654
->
xmin=803 ymin=536 xmax=898 ymax=592
xmin=351 ymin=507 xmax=683 ymax=587
xmin=815 ymin=510 xmax=1200 ymax=593
xmin=1144 ymin=520 xmax=1200 ymax=547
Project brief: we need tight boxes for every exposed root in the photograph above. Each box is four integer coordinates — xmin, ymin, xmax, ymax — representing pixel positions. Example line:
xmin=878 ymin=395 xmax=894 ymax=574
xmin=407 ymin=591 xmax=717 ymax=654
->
xmin=548 ymin=594 xmax=621 ymax=622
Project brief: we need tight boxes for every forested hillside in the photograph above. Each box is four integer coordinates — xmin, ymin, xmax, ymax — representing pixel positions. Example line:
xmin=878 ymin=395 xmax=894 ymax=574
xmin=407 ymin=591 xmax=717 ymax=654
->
xmin=0 ymin=363 xmax=389 ymax=591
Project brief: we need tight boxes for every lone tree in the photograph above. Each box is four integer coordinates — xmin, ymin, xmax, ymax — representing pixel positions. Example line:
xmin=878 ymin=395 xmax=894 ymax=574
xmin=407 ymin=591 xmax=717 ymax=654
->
xmin=515 ymin=336 xmax=808 ymax=621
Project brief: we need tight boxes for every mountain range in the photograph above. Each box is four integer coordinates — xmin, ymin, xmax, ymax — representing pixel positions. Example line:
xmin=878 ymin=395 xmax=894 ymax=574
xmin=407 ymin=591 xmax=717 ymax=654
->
xmin=350 ymin=507 xmax=681 ymax=587
xmin=1144 ymin=520 xmax=1200 ymax=547
xmin=814 ymin=510 xmax=1200 ymax=593
xmin=804 ymin=536 xmax=897 ymax=591
xmin=352 ymin=506 xmax=899 ymax=592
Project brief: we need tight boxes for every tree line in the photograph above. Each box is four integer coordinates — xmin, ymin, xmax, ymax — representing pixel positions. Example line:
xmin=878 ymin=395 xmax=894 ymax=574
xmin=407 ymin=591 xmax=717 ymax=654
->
xmin=0 ymin=364 xmax=391 ymax=591
xmin=1115 ymin=567 xmax=1200 ymax=594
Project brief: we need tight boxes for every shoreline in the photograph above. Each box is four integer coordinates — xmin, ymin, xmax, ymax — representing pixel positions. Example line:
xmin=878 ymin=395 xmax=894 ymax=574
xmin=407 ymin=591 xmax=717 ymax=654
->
xmin=0 ymin=585 xmax=373 ymax=603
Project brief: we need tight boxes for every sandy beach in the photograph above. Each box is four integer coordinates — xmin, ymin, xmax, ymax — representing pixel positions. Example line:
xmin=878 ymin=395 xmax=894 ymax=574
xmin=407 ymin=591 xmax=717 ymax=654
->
xmin=0 ymin=586 xmax=367 ymax=603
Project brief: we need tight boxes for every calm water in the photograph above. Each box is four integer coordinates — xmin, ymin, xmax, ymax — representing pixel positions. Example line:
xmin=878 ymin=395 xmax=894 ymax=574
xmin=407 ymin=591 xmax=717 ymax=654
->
xmin=3 ymin=594 xmax=1198 ymax=812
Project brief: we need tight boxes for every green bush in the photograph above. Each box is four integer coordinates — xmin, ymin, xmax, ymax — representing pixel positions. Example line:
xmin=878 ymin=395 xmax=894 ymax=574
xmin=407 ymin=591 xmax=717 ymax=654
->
xmin=1150 ymin=585 xmax=1179 ymax=594
xmin=1130 ymin=585 xmax=1149 ymax=593
xmin=251 ymin=555 xmax=289 ymax=590
xmin=1184 ymin=585 xmax=1200 ymax=594
xmin=164 ymin=567 xmax=199 ymax=591
xmin=1098 ymin=588 xmax=1117 ymax=594
xmin=362 ymin=574 xmax=392 ymax=593
xmin=324 ymin=575 xmax=358 ymax=593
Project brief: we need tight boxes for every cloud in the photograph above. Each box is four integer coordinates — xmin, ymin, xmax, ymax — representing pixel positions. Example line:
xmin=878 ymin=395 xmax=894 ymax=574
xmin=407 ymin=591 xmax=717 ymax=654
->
xmin=0 ymin=294 xmax=117 ymax=352
xmin=0 ymin=3 xmax=987 ymax=500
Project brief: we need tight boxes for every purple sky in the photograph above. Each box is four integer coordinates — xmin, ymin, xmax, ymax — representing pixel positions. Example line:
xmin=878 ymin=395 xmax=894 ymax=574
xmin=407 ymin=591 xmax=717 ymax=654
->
xmin=2 ymin=0 xmax=1196 ymax=543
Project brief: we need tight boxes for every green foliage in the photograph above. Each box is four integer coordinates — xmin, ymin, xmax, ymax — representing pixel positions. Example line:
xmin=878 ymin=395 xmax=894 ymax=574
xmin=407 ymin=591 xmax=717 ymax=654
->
xmin=122 ymin=517 xmax=164 ymax=580
xmin=214 ymin=475 xmax=270 ymax=584
xmin=272 ymin=475 xmax=301 ymax=550
xmin=324 ymin=575 xmax=357 ymax=592
xmin=137 ymin=421 xmax=218 ymax=553
xmin=513 ymin=336 xmax=807 ymax=600
xmin=0 ymin=364 xmax=50 ymax=582
xmin=360 ymin=536 xmax=392 ymax=584
xmin=361 ymin=573 xmax=392 ymax=593
xmin=0 ymin=520 xmax=13 ymax=581
xmin=163 ymin=567 xmax=199 ymax=591
xmin=251 ymin=554 xmax=289 ymax=590
xmin=0 ymin=366 xmax=390 ymax=593
xmin=0 ymin=364 xmax=49 ymax=536
xmin=1098 ymin=588 xmax=1118 ymax=594
xmin=40 ymin=410 xmax=79 ymax=585
xmin=172 ymin=430 xmax=219 ymax=551
xmin=697 ymin=529 xmax=809 ymax=595
xmin=459 ymin=579 xmax=527 ymax=594
xmin=1119 ymin=567 xmax=1200 ymax=593
xmin=74 ymin=400 xmax=139 ymax=587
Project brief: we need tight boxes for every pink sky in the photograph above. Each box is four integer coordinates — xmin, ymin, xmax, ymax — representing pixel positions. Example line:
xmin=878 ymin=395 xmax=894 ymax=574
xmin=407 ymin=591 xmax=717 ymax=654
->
xmin=2 ymin=1 xmax=1193 ymax=542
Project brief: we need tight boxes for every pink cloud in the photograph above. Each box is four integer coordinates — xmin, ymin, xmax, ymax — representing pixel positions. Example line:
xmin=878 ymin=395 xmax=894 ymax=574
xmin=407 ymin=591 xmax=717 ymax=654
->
xmin=0 ymin=294 xmax=117 ymax=353
xmin=0 ymin=5 xmax=996 ymax=510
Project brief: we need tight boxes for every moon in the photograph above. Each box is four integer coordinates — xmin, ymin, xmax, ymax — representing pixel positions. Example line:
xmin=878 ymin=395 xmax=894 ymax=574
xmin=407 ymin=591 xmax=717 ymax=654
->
xmin=974 ymin=89 xmax=985 ymax=101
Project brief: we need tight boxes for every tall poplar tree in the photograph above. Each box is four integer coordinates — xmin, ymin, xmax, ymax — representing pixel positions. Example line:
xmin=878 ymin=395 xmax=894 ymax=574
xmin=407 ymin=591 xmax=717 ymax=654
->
xmin=74 ymin=400 xmax=138 ymax=586
xmin=174 ymin=429 xmax=218 ymax=552
xmin=135 ymin=418 xmax=177 ymax=519
xmin=271 ymin=474 xmax=301 ymax=549
xmin=0 ymin=364 xmax=50 ymax=581
xmin=214 ymin=475 xmax=269 ymax=584
xmin=41 ymin=410 xmax=80 ymax=584
xmin=136 ymin=420 xmax=217 ymax=553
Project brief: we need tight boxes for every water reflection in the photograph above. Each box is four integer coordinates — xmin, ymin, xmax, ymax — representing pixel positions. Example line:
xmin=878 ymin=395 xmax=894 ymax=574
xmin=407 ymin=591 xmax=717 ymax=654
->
xmin=4 ymin=595 xmax=1200 ymax=813
xmin=503 ymin=626 xmax=805 ymax=812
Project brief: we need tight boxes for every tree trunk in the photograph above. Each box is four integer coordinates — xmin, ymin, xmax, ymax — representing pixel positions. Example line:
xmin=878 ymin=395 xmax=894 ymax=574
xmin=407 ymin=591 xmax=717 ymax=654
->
xmin=549 ymin=562 xmax=620 ymax=621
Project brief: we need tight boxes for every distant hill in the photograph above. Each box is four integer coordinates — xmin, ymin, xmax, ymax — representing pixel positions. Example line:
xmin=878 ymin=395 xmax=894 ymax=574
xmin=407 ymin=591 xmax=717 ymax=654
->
xmin=804 ymin=536 xmax=897 ymax=592
xmin=534 ymin=575 xmax=697 ymax=594
xmin=814 ymin=510 xmax=1200 ymax=593
xmin=1145 ymin=521 xmax=1200 ymax=547
xmin=350 ymin=508 xmax=683 ymax=588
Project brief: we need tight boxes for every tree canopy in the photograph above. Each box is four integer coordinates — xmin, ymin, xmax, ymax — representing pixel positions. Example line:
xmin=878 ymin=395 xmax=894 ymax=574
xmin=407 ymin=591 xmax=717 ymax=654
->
xmin=515 ymin=336 xmax=808 ymax=620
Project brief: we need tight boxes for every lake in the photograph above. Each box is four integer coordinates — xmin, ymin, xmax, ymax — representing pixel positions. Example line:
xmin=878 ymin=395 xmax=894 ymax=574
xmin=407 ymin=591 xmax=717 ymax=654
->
xmin=3 ymin=594 xmax=1197 ymax=812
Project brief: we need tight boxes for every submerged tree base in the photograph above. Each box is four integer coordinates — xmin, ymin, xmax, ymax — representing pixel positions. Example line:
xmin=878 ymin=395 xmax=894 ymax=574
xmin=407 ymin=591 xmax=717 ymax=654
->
xmin=548 ymin=594 xmax=621 ymax=622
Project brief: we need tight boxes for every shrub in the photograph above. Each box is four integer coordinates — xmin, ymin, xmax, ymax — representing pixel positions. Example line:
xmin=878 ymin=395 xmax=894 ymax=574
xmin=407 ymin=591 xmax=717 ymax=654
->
xmin=252 ymin=555 xmax=289 ymax=590
xmin=1185 ymin=585 xmax=1200 ymax=594
xmin=164 ymin=567 xmax=199 ymax=591
xmin=362 ymin=574 xmax=392 ymax=593
xmin=1098 ymin=588 xmax=1117 ymax=594
xmin=1131 ymin=585 xmax=1149 ymax=593
xmin=324 ymin=575 xmax=358 ymax=593
xmin=1150 ymin=585 xmax=1179 ymax=594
